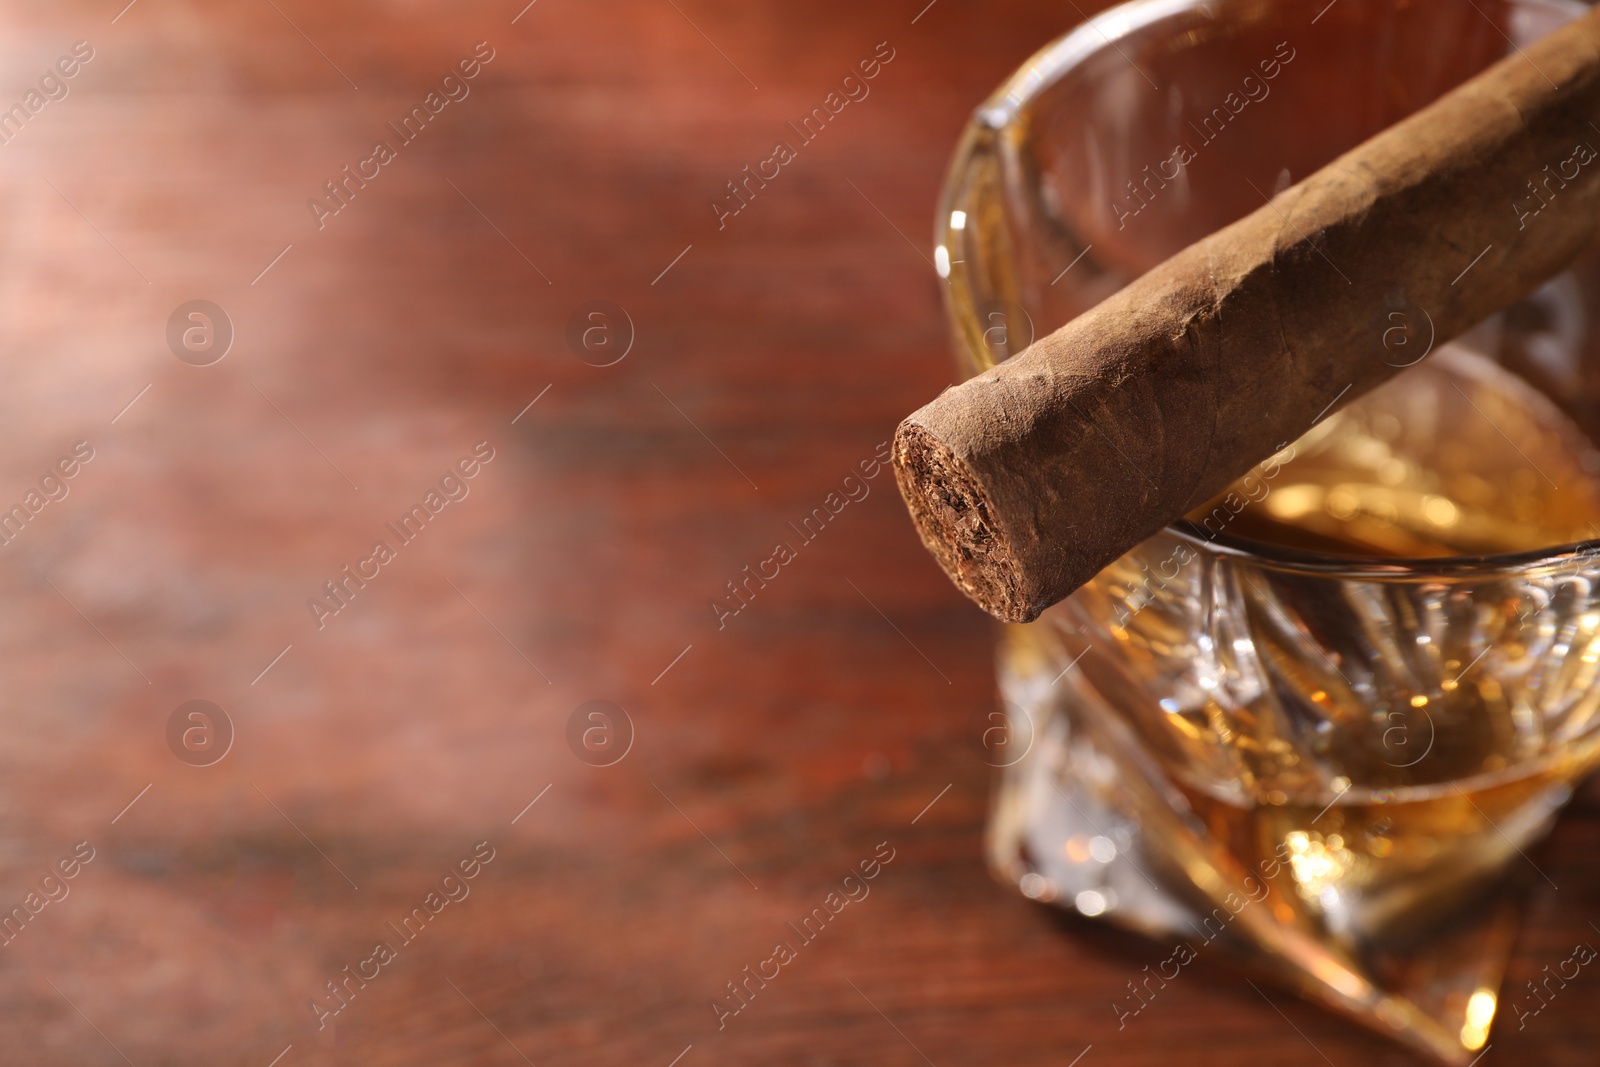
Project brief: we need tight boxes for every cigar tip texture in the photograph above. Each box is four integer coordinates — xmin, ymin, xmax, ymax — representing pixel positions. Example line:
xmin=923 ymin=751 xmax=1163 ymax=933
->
xmin=893 ymin=419 xmax=1039 ymax=623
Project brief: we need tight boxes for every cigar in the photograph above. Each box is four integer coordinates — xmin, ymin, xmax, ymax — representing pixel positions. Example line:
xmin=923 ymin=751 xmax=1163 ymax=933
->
xmin=894 ymin=6 xmax=1600 ymax=623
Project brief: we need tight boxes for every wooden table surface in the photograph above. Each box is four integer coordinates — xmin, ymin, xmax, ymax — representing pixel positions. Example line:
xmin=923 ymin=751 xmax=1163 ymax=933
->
xmin=1 ymin=0 xmax=1598 ymax=1064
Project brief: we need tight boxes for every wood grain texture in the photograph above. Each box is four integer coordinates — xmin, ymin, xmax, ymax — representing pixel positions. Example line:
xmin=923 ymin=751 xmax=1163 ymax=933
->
xmin=0 ymin=1 xmax=1591 ymax=1064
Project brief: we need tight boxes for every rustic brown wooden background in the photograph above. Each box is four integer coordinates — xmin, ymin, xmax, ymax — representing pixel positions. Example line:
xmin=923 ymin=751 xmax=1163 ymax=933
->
xmin=0 ymin=0 xmax=1596 ymax=1063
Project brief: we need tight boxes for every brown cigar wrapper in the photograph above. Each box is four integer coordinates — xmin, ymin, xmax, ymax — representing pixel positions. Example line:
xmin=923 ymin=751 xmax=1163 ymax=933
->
xmin=894 ymin=7 xmax=1600 ymax=623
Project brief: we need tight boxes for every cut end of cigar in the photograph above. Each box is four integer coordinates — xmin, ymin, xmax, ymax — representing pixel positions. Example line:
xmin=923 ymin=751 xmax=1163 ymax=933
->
xmin=893 ymin=419 xmax=1040 ymax=623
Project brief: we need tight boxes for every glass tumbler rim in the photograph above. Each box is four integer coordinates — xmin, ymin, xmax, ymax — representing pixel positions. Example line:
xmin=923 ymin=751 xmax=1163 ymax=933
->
xmin=933 ymin=0 xmax=1600 ymax=584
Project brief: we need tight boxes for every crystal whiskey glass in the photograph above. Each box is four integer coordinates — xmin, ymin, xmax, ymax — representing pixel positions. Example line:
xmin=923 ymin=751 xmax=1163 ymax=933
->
xmin=935 ymin=0 xmax=1600 ymax=1062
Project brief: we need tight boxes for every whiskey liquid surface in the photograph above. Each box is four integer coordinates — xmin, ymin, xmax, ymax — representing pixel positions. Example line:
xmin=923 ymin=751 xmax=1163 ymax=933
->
xmin=1198 ymin=346 xmax=1600 ymax=558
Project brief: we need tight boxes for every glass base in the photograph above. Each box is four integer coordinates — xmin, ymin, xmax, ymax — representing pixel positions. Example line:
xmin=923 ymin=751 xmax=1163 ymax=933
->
xmin=987 ymin=635 xmax=1557 ymax=1066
